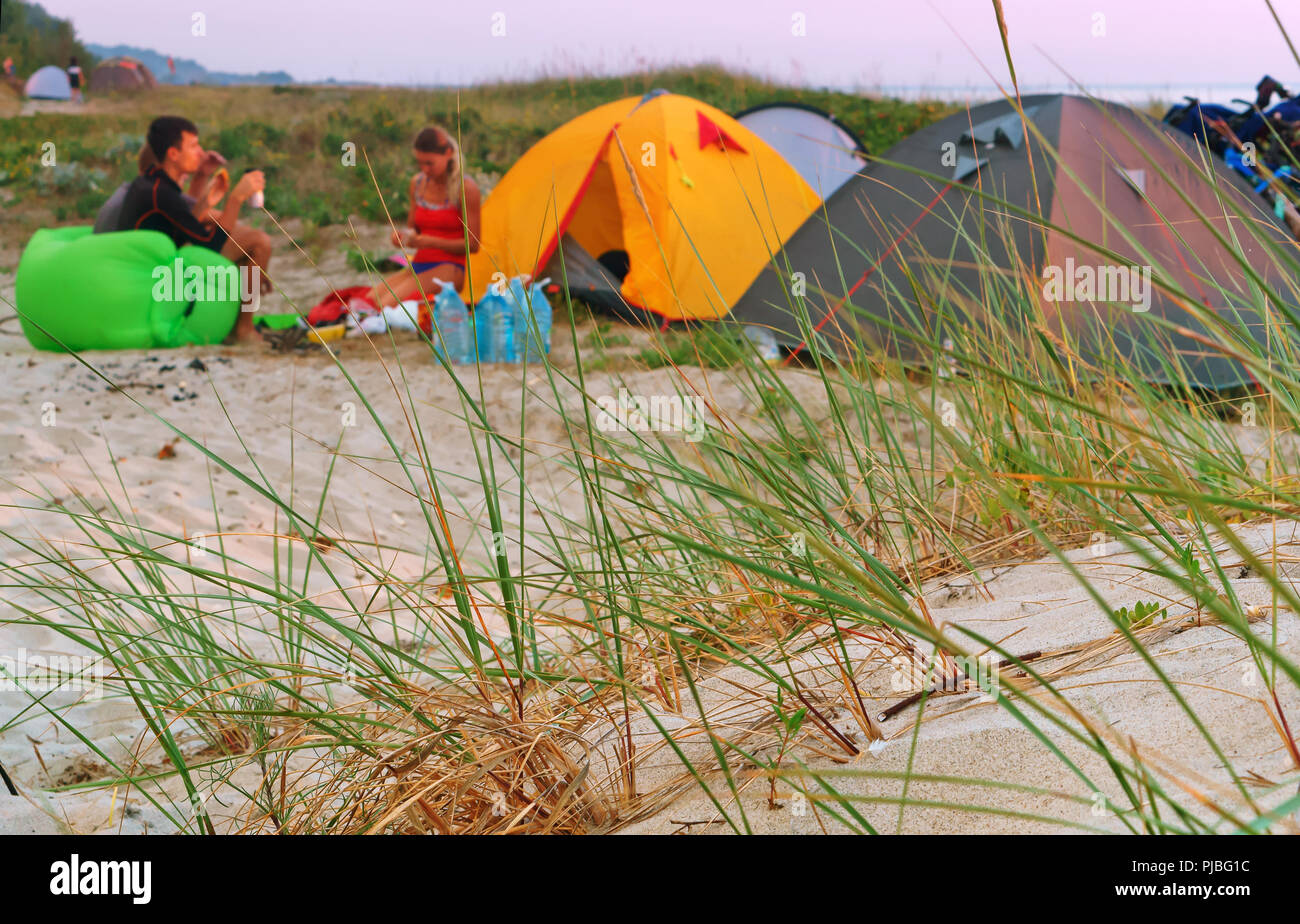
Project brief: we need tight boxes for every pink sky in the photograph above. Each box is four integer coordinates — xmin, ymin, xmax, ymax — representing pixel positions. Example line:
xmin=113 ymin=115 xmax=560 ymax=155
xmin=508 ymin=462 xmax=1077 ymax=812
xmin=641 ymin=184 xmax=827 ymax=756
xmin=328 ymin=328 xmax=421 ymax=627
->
xmin=33 ymin=0 xmax=1300 ymax=100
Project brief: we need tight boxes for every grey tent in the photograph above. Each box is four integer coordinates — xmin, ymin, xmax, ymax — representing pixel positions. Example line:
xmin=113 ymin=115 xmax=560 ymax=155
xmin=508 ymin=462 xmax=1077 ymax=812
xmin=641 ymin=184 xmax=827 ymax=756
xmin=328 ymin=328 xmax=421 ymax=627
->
xmin=734 ymin=94 xmax=1297 ymax=389
xmin=735 ymin=102 xmax=867 ymax=198
xmin=91 ymin=57 xmax=157 ymax=93
xmin=24 ymin=65 xmax=71 ymax=100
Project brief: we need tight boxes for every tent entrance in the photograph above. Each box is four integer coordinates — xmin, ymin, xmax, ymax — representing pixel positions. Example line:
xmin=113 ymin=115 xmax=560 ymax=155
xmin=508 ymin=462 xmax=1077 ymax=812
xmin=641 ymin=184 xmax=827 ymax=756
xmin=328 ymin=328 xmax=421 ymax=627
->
xmin=543 ymin=234 xmax=627 ymax=313
xmin=542 ymin=153 xmax=636 ymax=312
xmin=563 ymin=156 xmax=627 ymax=276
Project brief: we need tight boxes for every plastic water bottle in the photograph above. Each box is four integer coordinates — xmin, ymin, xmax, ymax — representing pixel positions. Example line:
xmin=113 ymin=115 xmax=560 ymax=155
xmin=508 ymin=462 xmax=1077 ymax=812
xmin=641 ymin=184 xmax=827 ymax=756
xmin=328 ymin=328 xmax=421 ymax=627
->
xmin=743 ymin=325 xmax=780 ymax=362
xmin=431 ymin=281 xmax=471 ymax=364
xmin=474 ymin=288 xmax=514 ymax=363
xmin=509 ymin=276 xmax=552 ymax=363
xmin=249 ymin=167 xmax=266 ymax=209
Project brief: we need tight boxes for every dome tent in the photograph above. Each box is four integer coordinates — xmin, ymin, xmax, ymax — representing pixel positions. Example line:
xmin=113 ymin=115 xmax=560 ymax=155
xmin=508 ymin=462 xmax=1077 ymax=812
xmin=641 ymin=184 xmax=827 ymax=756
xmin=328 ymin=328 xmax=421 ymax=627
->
xmin=735 ymin=102 xmax=868 ymax=198
xmin=91 ymin=57 xmax=157 ymax=93
xmin=24 ymin=65 xmax=71 ymax=100
xmin=465 ymin=90 xmax=819 ymax=323
xmin=734 ymin=94 xmax=1298 ymax=390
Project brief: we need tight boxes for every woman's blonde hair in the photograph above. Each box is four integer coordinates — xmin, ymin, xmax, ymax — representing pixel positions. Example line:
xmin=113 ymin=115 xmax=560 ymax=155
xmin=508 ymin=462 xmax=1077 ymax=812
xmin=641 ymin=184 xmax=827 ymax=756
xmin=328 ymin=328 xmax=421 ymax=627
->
xmin=413 ymin=126 xmax=462 ymax=196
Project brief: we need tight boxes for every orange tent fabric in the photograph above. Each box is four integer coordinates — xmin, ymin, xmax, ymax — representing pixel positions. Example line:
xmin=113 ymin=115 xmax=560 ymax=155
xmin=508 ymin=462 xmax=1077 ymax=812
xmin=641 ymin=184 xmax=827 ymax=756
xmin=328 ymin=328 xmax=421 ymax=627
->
xmin=465 ymin=92 xmax=819 ymax=321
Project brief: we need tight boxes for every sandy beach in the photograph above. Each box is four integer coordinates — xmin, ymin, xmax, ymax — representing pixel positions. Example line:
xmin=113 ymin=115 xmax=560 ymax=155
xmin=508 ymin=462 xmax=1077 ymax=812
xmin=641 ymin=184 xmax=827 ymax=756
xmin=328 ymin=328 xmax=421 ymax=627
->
xmin=3 ymin=14 xmax=1299 ymax=839
xmin=3 ymin=232 xmax=1298 ymax=832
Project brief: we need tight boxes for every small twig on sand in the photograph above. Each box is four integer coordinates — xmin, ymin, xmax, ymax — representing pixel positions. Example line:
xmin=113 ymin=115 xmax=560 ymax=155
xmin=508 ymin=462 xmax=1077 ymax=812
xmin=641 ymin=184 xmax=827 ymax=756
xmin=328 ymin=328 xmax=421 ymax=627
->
xmin=878 ymin=650 xmax=1046 ymax=721
xmin=670 ymin=818 xmax=726 ymax=832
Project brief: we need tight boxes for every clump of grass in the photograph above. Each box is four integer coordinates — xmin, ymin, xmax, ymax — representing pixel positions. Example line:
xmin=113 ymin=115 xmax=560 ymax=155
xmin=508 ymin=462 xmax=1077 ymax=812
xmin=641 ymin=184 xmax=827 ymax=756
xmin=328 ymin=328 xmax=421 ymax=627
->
xmin=5 ymin=47 xmax=1300 ymax=836
xmin=344 ymin=247 xmax=402 ymax=275
xmin=634 ymin=325 xmax=749 ymax=369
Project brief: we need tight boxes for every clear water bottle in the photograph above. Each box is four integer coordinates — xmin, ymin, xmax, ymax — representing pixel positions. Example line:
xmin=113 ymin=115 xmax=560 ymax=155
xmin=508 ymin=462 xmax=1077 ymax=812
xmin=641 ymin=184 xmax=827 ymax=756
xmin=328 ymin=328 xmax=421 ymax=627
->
xmin=743 ymin=325 xmax=780 ymax=362
xmin=474 ymin=289 xmax=514 ymax=363
xmin=248 ymin=167 xmax=265 ymax=209
xmin=508 ymin=276 xmax=552 ymax=363
xmin=938 ymin=336 xmax=957 ymax=379
xmin=431 ymin=281 xmax=471 ymax=364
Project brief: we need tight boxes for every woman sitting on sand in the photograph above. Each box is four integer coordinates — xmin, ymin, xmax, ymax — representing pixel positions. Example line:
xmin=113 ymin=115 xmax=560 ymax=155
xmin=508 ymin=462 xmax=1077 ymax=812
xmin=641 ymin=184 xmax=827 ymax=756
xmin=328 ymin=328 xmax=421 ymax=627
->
xmin=365 ymin=126 xmax=481 ymax=322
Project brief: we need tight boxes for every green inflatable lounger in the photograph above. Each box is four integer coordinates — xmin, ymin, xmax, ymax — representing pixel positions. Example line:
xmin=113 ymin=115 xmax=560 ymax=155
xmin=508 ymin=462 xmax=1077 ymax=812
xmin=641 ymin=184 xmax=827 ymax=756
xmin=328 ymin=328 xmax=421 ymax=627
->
xmin=16 ymin=226 xmax=242 ymax=351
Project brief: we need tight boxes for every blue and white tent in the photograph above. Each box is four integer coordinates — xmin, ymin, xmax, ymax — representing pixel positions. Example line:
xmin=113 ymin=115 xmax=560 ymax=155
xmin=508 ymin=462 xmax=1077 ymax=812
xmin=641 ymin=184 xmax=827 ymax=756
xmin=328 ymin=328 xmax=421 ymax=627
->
xmin=24 ymin=65 xmax=72 ymax=100
xmin=734 ymin=103 xmax=867 ymax=198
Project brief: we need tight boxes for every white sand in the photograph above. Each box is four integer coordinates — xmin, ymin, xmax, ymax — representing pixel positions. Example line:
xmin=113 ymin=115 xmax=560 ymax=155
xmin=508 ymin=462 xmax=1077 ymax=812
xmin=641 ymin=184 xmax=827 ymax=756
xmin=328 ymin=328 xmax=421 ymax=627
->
xmin=614 ymin=529 xmax=1300 ymax=833
xmin=1 ymin=238 xmax=1298 ymax=834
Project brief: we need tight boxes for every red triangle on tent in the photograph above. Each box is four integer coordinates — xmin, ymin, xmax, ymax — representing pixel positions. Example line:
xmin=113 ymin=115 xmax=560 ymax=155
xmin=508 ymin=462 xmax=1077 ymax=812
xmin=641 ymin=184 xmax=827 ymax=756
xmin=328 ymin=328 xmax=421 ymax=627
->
xmin=696 ymin=111 xmax=747 ymax=153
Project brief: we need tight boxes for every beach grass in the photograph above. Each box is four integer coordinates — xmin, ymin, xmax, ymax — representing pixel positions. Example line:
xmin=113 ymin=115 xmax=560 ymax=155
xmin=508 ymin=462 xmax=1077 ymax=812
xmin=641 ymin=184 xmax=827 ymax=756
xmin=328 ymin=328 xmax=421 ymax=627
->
xmin=2 ymin=53 xmax=1300 ymax=833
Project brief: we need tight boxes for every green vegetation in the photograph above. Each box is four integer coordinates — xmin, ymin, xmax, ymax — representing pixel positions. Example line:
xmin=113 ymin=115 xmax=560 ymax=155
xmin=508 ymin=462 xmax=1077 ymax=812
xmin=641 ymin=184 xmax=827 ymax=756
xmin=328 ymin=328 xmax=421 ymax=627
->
xmin=2 ymin=30 xmax=1298 ymax=830
xmin=0 ymin=69 xmax=955 ymax=247
xmin=0 ymin=1 xmax=98 ymax=77
xmin=1114 ymin=601 xmax=1165 ymax=631
xmin=6 ymin=90 xmax=1300 ymax=831
xmin=634 ymin=325 xmax=751 ymax=369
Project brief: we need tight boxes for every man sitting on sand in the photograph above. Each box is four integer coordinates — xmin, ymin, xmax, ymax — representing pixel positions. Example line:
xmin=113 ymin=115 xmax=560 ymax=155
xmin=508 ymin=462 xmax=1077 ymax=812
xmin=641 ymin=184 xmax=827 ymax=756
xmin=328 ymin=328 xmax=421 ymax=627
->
xmin=116 ymin=116 xmax=271 ymax=343
xmin=94 ymin=142 xmax=227 ymax=234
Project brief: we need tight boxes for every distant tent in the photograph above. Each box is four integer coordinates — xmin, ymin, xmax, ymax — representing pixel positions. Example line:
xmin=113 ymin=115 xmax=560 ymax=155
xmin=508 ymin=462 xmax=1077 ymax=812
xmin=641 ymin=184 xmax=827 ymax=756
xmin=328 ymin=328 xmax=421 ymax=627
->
xmin=734 ymin=94 xmax=1297 ymax=390
xmin=24 ymin=65 xmax=71 ymax=100
xmin=465 ymin=91 xmax=819 ymax=322
xmin=91 ymin=57 xmax=157 ymax=93
xmin=735 ymin=103 xmax=867 ymax=198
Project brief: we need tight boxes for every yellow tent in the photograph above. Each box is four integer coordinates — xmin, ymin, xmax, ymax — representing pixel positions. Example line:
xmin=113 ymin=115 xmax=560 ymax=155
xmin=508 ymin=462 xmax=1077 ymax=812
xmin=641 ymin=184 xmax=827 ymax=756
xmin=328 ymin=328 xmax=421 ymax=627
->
xmin=465 ymin=91 xmax=820 ymax=321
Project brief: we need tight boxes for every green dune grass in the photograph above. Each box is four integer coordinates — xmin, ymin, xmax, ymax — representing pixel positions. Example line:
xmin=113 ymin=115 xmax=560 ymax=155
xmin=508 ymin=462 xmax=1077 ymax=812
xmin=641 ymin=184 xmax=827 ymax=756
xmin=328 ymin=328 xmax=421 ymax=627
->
xmin=2 ymin=50 xmax=1299 ymax=833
